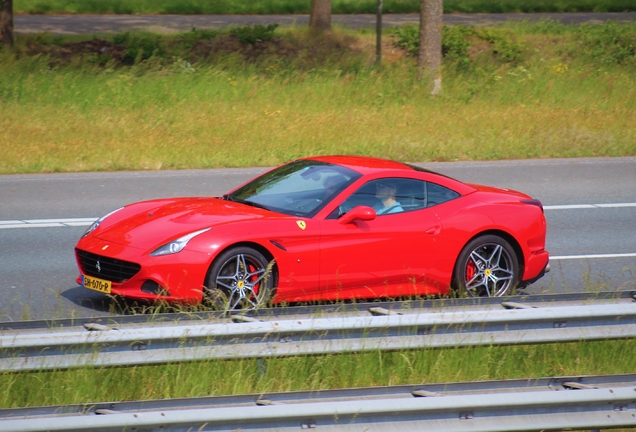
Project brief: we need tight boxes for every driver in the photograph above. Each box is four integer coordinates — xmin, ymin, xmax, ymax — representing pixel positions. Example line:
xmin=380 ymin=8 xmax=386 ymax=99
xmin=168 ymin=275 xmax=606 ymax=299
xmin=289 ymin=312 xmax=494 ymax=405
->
xmin=374 ymin=181 xmax=404 ymax=215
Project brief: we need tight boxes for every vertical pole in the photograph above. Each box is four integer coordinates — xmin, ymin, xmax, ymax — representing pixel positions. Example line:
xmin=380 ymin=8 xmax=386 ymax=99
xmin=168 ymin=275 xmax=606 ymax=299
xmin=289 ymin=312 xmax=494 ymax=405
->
xmin=376 ymin=0 xmax=383 ymax=65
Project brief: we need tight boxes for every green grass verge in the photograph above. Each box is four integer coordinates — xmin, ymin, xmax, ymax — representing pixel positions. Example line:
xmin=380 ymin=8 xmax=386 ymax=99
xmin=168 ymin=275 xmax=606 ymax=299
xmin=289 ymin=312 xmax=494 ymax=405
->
xmin=1 ymin=21 xmax=634 ymax=174
xmin=1 ymin=340 xmax=635 ymax=408
xmin=13 ymin=0 xmax=636 ymax=14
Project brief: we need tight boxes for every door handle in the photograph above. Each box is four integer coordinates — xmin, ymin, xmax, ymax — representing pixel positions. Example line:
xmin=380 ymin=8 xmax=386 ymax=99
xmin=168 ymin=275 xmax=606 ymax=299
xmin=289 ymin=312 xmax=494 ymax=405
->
xmin=425 ymin=225 xmax=440 ymax=235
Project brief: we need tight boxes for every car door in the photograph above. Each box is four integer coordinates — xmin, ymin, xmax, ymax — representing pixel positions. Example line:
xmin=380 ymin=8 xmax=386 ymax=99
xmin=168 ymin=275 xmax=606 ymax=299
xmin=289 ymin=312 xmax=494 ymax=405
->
xmin=318 ymin=178 xmax=442 ymax=299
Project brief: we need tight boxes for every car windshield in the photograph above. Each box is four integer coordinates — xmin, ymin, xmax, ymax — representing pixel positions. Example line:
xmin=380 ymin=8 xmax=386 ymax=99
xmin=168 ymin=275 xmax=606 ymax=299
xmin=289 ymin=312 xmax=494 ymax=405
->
xmin=226 ymin=160 xmax=361 ymax=217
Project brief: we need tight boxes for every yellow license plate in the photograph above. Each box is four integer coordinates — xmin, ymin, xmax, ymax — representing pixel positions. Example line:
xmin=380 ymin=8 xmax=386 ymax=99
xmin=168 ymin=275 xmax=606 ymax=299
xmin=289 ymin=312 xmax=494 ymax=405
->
xmin=83 ymin=275 xmax=112 ymax=294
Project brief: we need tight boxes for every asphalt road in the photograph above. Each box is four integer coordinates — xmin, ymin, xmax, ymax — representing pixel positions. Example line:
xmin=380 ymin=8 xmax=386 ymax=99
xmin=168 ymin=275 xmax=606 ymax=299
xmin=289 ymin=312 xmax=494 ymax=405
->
xmin=1 ymin=157 xmax=635 ymax=322
xmin=14 ymin=12 xmax=636 ymax=35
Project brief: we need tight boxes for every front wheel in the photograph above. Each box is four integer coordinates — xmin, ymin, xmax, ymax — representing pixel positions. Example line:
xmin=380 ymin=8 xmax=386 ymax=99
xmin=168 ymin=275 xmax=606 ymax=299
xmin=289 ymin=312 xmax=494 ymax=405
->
xmin=452 ymin=235 xmax=519 ymax=297
xmin=205 ymin=247 xmax=275 ymax=311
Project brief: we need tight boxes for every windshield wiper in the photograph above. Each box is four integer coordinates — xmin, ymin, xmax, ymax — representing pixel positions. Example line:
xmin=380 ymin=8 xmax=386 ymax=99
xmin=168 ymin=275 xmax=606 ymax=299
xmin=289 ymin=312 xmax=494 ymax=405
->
xmin=223 ymin=195 xmax=271 ymax=211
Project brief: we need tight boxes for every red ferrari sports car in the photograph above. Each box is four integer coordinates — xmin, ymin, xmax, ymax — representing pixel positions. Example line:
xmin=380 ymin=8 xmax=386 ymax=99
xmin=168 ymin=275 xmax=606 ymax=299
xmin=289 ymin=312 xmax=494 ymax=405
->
xmin=75 ymin=155 xmax=549 ymax=310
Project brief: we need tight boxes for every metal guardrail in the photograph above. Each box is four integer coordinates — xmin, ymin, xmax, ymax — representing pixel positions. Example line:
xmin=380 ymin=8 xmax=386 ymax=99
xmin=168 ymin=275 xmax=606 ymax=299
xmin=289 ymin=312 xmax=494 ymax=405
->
xmin=1 ymin=374 xmax=636 ymax=431
xmin=1 ymin=290 xmax=632 ymax=331
xmin=1 ymin=292 xmax=635 ymax=372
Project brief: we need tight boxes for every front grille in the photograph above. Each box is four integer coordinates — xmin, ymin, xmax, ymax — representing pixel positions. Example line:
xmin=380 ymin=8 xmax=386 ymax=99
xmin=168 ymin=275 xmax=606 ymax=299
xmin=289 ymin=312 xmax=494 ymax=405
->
xmin=76 ymin=249 xmax=141 ymax=283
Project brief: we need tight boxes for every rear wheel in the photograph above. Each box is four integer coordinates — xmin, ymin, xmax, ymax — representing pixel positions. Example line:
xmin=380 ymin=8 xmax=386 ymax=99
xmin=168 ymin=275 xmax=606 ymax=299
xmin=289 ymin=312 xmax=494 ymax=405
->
xmin=453 ymin=235 xmax=519 ymax=297
xmin=205 ymin=247 xmax=275 ymax=311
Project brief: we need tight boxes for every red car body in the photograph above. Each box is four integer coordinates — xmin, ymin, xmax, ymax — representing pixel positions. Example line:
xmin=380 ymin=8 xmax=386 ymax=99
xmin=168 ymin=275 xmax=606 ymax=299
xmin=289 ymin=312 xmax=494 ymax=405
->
xmin=75 ymin=155 xmax=549 ymax=306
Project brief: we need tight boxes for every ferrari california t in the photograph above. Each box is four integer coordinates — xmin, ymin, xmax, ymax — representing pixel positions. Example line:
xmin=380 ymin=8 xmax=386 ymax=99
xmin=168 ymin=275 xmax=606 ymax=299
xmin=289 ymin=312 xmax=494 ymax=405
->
xmin=75 ymin=155 xmax=549 ymax=310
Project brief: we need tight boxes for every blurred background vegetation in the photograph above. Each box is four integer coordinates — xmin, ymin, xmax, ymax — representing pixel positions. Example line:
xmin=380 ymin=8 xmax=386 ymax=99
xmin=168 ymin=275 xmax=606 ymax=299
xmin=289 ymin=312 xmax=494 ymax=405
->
xmin=1 ymin=21 xmax=634 ymax=173
xmin=12 ymin=0 xmax=636 ymax=14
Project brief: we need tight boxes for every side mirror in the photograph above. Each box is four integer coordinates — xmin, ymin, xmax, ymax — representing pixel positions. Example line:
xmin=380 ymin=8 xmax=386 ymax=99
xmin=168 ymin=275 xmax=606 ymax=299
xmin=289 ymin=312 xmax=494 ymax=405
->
xmin=338 ymin=206 xmax=376 ymax=224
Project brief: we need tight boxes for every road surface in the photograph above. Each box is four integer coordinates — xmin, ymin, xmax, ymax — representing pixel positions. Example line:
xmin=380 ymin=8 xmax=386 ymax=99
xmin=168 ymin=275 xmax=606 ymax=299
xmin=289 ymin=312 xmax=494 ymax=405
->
xmin=1 ymin=157 xmax=635 ymax=322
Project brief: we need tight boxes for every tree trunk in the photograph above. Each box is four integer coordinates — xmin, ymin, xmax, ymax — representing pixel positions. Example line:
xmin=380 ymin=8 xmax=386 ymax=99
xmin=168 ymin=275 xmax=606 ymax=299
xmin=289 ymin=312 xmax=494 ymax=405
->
xmin=417 ymin=0 xmax=442 ymax=95
xmin=309 ymin=0 xmax=331 ymax=32
xmin=0 ymin=0 xmax=13 ymax=48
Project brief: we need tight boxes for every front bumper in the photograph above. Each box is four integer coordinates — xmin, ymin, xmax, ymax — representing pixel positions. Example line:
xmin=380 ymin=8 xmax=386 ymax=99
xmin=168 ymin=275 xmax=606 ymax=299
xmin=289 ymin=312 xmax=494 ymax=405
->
xmin=75 ymin=244 xmax=212 ymax=303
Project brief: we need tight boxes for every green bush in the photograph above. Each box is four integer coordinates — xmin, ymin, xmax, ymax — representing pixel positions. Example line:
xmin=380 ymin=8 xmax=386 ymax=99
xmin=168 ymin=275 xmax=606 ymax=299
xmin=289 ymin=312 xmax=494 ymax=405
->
xmin=172 ymin=27 xmax=219 ymax=52
xmin=392 ymin=25 xmax=419 ymax=56
xmin=392 ymin=24 xmax=474 ymax=65
xmin=181 ymin=27 xmax=219 ymax=42
xmin=573 ymin=22 xmax=636 ymax=65
xmin=476 ymin=28 xmax=525 ymax=63
xmin=392 ymin=25 xmax=525 ymax=65
xmin=114 ymin=32 xmax=165 ymax=64
xmin=229 ymin=24 xmax=279 ymax=44
xmin=442 ymin=25 xmax=473 ymax=66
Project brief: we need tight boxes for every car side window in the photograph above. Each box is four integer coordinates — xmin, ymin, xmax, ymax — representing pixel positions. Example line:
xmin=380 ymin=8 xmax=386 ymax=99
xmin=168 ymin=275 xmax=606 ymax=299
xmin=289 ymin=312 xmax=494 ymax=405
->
xmin=334 ymin=178 xmax=428 ymax=218
xmin=427 ymin=182 xmax=460 ymax=207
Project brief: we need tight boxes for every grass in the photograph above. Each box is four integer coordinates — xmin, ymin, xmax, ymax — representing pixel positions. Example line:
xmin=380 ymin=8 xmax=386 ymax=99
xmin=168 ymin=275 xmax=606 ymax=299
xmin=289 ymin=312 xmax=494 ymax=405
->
xmin=1 ymin=22 xmax=635 ymax=175
xmin=1 ymin=340 xmax=635 ymax=408
xmin=12 ymin=0 xmax=636 ymax=15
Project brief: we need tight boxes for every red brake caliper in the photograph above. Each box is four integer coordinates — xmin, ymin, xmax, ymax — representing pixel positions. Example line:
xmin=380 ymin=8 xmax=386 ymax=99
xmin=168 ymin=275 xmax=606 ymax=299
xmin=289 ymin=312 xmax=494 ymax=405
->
xmin=466 ymin=261 xmax=476 ymax=282
xmin=248 ymin=263 xmax=259 ymax=294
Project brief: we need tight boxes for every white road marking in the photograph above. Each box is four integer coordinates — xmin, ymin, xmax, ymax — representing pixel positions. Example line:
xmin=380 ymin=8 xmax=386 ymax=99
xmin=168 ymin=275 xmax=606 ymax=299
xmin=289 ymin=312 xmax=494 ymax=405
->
xmin=544 ymin=203 xmax=636 ymax=210
xmin=551 ymin=253 xmax=636 ymax=260
xmin=0 ymin=202 xmax=634 ymax=231
xmin=0 ymin=218 xmax=97 ymax=229
xmin=1 ymin=217 xmax=634 ymax=261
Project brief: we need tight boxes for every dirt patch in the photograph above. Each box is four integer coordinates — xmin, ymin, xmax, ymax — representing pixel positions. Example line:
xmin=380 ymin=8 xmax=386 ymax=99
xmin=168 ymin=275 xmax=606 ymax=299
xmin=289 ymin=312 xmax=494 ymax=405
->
xmin=26 ymin=39 xmax=127 ymax=65
xmin=466 ymin=38 xmax=492 ymax=61
xmin=20 ymin=31 xmax=397 ymax=69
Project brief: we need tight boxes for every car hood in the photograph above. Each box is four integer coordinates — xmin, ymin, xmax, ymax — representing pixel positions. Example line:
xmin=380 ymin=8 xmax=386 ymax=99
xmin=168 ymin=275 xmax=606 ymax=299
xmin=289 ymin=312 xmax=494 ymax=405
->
xmin=93 ymin=197 xmax=271 ymax=250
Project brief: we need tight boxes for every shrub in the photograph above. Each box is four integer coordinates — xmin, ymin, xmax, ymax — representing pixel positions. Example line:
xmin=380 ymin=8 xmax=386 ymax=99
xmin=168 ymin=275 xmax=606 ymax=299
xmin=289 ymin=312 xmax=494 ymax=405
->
xmin=392 ymin=25 xmax=419 ymax=55
xmin=572 ymin=22 xmax=636 ymax=65
xmin=475 ymin=28 xmax=524 ymax=63
xmin=392 ymin=24 xmax=473 ymax=65
xmin=442 ymin=25 xmax=473 ymax=66
xmin=181 ymin=27 xmax=219 ymax=42
xmin=229 ymin=24 xmax=279 ymax=44
xmin=113 ymin=32 xmax=165 ymax=65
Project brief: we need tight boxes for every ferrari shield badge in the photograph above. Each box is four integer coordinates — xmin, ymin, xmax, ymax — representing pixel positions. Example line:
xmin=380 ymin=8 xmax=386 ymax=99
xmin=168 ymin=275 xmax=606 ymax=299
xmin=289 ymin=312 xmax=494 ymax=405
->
xmin=296 ymin=221 xmax=306 ymax=230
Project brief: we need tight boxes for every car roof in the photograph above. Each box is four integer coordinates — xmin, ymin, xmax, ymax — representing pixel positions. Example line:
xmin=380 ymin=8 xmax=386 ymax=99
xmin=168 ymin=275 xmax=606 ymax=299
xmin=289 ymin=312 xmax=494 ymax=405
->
xmin=301 ymin=155 xmax=476 ymax=195
xmin=302 ymin=155 xmax=416 ymax=173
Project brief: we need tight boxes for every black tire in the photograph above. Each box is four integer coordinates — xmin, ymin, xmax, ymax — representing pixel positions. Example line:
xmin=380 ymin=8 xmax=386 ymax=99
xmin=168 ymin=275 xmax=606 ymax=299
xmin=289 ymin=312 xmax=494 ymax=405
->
xmin=452 ymin=235 xmax=519 ymax=298
xmin=205 ymin=247 xmax=275 ymax=311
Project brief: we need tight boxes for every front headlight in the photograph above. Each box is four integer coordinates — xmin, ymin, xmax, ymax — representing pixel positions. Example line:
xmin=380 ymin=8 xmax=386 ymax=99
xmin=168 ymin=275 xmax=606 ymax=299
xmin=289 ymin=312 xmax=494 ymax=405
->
xmin=150 ymin=228 xmax=211 ymax=256
xmin=82 ymin=207 xmax=125 ymax=238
